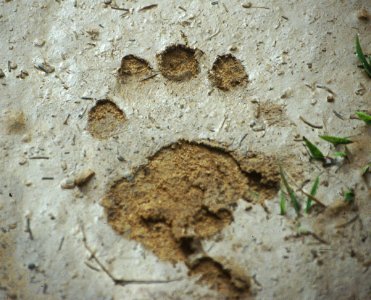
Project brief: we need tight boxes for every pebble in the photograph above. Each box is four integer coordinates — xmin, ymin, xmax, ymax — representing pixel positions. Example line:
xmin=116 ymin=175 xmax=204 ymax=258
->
xmin=0 ymin=69 xmax=5 ymax=78
xmin=19 ymin=157 xmax=27 ymax=165
xmin=35 ymin=62 xmax=55 ymax=74
xmin=9 ymin=61 xmax=17 ymax=70
xmin=281 ymin=88 xmax=293 ymax=99
xmin=60 ymin=178 xmax=75 ymax=189
xmin=74 ymin=169 xmax=95 ymax=187
xmin=21 ymin=134 xmax=31 ymax=143
xmin=242 ymin=2 xmax=252 ymax=8
xmin=33 ymin=39 xmax=45 ymax=47
xmin=61 ymin=161 xmax=67 ymax=171
xmin=327 ymin=94 xmax=334 ymax=102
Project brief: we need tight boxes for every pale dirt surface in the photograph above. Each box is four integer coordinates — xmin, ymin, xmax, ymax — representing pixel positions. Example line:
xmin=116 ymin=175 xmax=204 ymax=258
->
xmin=0 ymin=0 xmax=370 ymax=299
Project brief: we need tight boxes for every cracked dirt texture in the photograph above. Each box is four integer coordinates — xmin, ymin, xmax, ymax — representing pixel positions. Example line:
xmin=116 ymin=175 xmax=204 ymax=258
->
xmin=0 ymin=0 xmax=370 ymax=299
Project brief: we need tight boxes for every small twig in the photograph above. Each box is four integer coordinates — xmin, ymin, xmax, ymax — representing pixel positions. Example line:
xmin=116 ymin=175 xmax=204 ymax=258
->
xmin=81 ymin=97 xmax=94 ymax=100
xmin=139 ymin=4 xmax=157 ymax=12
xmin=78 ymin=106 xmax=88 ymax=119
xmin=140 ymin=73 xmax=158 ymax=82
xmin=333 ymin=110 xmax=345 ymax=120
xmin=111 ymin=6 xmax=129 ymax=12
xmin=42 ymin=177 xmax=54 ymax=180
xmin=178 ymin=6 xmax=186 ymax=12
xmin=63 ymin=114 xmax=70 ymax=125
xmin=58 ymin=236 xmax=65 ymax=251
xmin=316 ymin=84 xmax=336 ymax=95
xmin=285 ymin=231 xmax=329 ymax=245
xmin=206 ymin=28 xmax=220 ymax=41
xmin=261 ymin=202 xmax=271 ymax=214
xmin=300 ymin=189 xmax=327 ymax=208
xmin=239 ymin=133 xmax=248 ymax=147
xmin=29 ymin=156 xmax=50 ymax=160
xmin=25 ymin=216 xmax=34 ymax=240
xmin=300 ymin=116 xmax=323 ymax=129
xmin=80 ymin=224 xmax=182 ymax=286
xmin=218 ymin=115 xmax=227 ymax=133
xmin=85 ymin=261 xmax=101 ymax=272
xmin=335 ymin=215 xmax=359 ymax=228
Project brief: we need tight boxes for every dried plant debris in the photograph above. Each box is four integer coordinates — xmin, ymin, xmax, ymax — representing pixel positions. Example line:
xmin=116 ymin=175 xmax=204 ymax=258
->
xmin=102 ymin=141 xmax=279 ymax=297
xmin=87 ymin=100 xmax=126 ymax=139
xmin=157 ymin=44 xmax=200 ymax=81
xmin=118 ymin=55 xmax=152 ymax=82
xmin=209 ymin=54 xmax=248 ymax=91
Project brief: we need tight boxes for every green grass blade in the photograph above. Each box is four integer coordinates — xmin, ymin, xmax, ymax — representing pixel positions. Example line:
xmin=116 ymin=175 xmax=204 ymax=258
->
xmin=319 ymin=135 xmax=353 ymax=146
xmin=280 ymin=166 xmax=301 ymax=214
xmin=355 ymin=35 xmax=371 ymax=77
xmin=303 ymin=137 xmax=325 ymax=160
xmin=305 ymin=176 xmax=320 ymax=213
xmin=333 ymin=151 xmax=347 ymax=158
xmin=279 ymin=190 xmax=286 ymax=215
xmin=356 ymin=111 xmax=371 ymax=125
xmin=344 ymin=189 xmax=355 ymax=203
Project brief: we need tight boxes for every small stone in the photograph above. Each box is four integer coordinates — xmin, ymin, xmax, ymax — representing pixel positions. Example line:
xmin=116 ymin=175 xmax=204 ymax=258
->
xmin=104 ymin=0 xmax=112 ymax=4
xmin=357 ymin=8 xmax=370 ymax=21
xmin=16 ymin=70 xmax=29 ymax=79
xmin=327 ymin=94 xmax=334 ymax=102
xmin=281 ymin=88 xmax=293 ymax=99
xmin=33 ymin=39 xmax=45 ymax=47
xmin=9 ymin=223 xmax=17 ymax=229
xmin=252 ymin=124 xmax=265 ymax=132
xmin=60 ymin=178 xmax=75 ymax=189
xmin=61 ymin=161 xmax=67 ymax=171
xmin=242 ymin=2 xmax=252 ymax=8
xmin=19 ymin=157 xmax=27 ymax=165
xmin=25 ymin=181 xmax=32 ymax=186
xmin=74 ymin=169 xmax=95 ymax=187
xmin=9 ymin=61 xmax=17 ymax=70
xmin=21 ymin=133 xmax=31 ymax=143
xmin=355 ymin=83 xmax=366 ymax=96
xmin=0 ymin=69 xmax=5 ymax=78
xmin=35 ymin=62 xmax=55 ymax=74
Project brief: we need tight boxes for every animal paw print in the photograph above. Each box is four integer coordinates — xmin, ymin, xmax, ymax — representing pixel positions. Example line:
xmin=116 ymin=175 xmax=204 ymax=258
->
xmin=87 ymin=44 xmax=248 ymax=140
xmin=85 ymin=44 xmax=277 ymax=299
